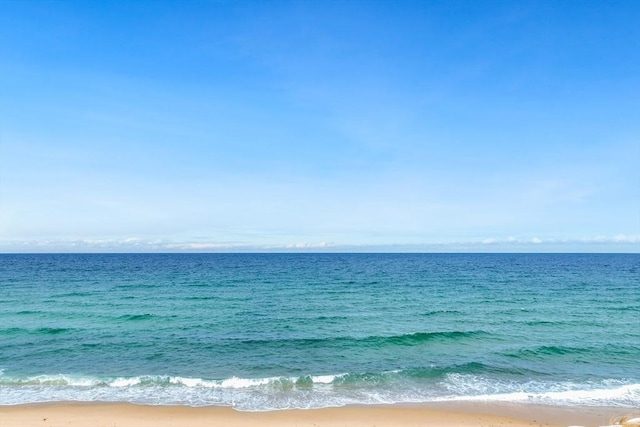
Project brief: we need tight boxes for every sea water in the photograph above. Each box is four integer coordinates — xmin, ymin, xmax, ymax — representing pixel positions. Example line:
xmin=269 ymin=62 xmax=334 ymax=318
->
xmin=0 ymin=253 xmax=638 ymax=410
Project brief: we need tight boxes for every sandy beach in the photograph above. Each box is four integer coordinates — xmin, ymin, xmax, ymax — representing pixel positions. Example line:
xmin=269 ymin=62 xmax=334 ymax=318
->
xmin=0 ymin=402 xmax=633 ymax=427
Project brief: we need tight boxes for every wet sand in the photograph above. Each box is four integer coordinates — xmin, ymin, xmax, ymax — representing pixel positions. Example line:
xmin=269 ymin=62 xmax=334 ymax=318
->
xmin=0 ymin=402 xmax=633 ymax=427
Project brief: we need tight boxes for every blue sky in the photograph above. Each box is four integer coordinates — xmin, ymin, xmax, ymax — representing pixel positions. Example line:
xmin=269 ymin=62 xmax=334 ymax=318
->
xmin=1 ymin=0 xmax=639 ymax=252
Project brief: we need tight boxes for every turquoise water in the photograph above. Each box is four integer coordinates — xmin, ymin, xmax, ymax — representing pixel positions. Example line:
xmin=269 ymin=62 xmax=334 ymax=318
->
xmin=1 ymin=253 xmax=638 ymax=410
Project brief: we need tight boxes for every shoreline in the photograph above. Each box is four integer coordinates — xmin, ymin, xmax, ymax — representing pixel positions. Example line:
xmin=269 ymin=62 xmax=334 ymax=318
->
xmin=1 ymin=402 xmax=636 ymax=427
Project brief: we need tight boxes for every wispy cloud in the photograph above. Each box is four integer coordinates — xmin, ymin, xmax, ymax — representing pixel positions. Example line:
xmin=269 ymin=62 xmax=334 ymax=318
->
xmin=280 ymin=242 xmax=335 ymax=249
xmin=584 ymin=234 xmax=640 ymax=244
xmin=162 ymin=243 xmax=246 ymax=251
xmin=479 ymin=234 xmax=640 ymax=245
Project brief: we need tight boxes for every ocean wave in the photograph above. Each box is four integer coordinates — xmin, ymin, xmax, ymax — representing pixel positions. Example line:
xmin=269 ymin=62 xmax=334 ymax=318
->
xmin=51 ymin=291 xmax=97 ymax=298
xmin=504 ymin=344 xmax=640 ymax=358
xmin=421 ymin=310 xmax=464 ymax=317
xmin=0 ymin=327 xmax=77 ymax=336
xmin=236 ymin=330 xmax=488 ymax=348
xmin=117 ymin=314 xmax=156 ymax=321
xmin=0 ymin=373 xmax=349 ymax=389
xmin=441 ymin=375 xmax=640 ymax=407
xmin=447 ymin=383 xmax=640 ymax=406
xmin=1 ymin=370 xmax=638 ymax=410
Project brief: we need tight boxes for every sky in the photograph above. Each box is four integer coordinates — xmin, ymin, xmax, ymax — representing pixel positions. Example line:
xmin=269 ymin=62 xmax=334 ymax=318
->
xmin=0 ymin=0 xmax=639 ymax=253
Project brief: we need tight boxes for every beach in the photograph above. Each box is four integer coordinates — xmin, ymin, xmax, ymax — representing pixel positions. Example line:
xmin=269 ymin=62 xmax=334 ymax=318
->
xmin=1 ymin=402 xmax=632 ymax=427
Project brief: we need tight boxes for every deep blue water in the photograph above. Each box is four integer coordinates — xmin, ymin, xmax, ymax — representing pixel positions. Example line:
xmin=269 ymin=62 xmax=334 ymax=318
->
xmin=0 ymin=253 xmax=638 ymax=410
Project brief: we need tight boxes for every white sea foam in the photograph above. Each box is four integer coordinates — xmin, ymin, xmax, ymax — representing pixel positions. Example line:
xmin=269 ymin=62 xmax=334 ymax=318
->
xmin=440 ymin=374 xmax=640 ymax=407
xmin=218 ymin=377 xmax=273 ymax=388
xmin=111 ymin=377 xmax=142 ymax=387
xmin=311 ymin=375 xmax=340 ymax=384
xmin=1 ymin=371 xmax=638 ymax=410
xmin=169 ymin=376 xmax=218 ymax=388
xmin=26 ymin=374 xmax=100 ymax=387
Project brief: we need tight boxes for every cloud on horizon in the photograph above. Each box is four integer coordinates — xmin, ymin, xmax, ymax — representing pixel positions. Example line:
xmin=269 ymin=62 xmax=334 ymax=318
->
xmin=1 ymin=235 xmax=638 ymax=253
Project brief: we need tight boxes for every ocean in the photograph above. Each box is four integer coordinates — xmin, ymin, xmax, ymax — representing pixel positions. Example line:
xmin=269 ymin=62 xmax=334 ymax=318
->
xmin=0 ymin=253 xmax=638 ymax=410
